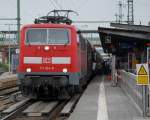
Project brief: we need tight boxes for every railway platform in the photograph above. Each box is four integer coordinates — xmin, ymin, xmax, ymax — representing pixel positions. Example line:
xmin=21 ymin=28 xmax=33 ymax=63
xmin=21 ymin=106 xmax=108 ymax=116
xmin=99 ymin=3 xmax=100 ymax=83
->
xmin=68 ymin=75 xmax=148 ymax=120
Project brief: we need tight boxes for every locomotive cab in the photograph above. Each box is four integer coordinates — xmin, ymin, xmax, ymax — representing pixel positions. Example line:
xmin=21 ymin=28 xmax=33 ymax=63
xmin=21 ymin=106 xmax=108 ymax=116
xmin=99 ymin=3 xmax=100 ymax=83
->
xmin=18 ymin=24 xmax=81 ymax=99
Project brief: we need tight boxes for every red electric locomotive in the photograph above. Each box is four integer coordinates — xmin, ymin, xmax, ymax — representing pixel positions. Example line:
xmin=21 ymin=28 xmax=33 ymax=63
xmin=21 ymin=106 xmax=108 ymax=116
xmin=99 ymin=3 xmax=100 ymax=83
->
xmin=18 ymin=10 xmax=93 ymax=99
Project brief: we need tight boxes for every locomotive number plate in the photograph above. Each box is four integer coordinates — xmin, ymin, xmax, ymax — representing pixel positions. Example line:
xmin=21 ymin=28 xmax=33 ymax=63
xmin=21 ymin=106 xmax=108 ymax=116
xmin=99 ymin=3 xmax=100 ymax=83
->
xmin=42 ymin=57 xmax=51 ymax=63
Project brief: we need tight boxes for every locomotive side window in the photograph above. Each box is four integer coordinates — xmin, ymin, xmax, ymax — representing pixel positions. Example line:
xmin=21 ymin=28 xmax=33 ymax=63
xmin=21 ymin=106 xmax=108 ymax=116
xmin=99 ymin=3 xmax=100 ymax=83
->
xmin=26 ymin=28 xmax=70 ymax=45
xmin=26 ymin=29 xmax=47 ymax=44
xmin=80 ymin=35 xmax=86 ymax=50
xmin=48 ymin=29 xmax=69 ymax=44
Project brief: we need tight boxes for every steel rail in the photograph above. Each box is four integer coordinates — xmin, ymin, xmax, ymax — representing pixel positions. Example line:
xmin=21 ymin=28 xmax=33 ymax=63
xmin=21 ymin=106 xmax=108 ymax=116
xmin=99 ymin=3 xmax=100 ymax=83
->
xmin=1 ymin=100 xmax=32 ymax=120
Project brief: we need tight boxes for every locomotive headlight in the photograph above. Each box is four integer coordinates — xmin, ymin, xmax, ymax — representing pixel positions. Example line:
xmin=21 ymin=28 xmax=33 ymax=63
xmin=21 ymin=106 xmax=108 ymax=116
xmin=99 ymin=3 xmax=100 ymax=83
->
xmin=44 ymin=46 xmax=50 ymax=51
xmin=26 ymin=68 xmax=31 ymax=73
xmin=63 ymin=68 xmax=68 ymax=73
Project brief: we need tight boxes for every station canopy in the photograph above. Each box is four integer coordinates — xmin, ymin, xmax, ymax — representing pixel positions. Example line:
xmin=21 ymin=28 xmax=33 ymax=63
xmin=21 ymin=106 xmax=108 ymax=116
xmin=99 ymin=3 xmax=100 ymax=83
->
xmin=98 ymin=23 xmax=150 ymax=56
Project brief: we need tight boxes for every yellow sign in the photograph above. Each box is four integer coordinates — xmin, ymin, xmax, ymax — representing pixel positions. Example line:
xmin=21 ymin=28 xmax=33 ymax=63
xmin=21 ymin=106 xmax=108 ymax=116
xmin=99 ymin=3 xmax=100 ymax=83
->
xmin=138 ymin=65 xmax=147 ymax=75
xmin=136 ymin=64 xmax=149 ymax=85
xmin=137 ymin=75 xmax=149 ymax=85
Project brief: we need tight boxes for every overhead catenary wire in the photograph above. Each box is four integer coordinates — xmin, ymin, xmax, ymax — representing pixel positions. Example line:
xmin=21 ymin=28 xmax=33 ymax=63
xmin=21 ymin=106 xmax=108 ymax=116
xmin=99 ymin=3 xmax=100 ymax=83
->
xmin=49 ymin=0 xmax=58 ymax=9
xmin=54 ymin=0 xmax=63 ymax=10
xmin=49 ymin=0 xmax=62 ymax=10
xmin=73 ymin=20 xmax=127 ymax=23
xmin=76 ymin=0 xmax=90 ymax=10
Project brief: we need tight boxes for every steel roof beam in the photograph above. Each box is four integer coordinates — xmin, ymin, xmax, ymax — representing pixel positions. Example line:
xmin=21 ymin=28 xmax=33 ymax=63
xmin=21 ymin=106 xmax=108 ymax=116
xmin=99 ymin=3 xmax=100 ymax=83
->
xmin=98 ymin=27 xmax=150 ymax=40
xmin=111 ymin=23 xmax=150 ymax=32
xmin=78 ymin=30 xmax=98 ymax=34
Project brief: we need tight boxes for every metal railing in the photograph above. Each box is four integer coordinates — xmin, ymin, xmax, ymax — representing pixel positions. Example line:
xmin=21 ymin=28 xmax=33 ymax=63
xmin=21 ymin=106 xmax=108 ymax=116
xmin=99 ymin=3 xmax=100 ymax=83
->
xmin=118 ymin=70 xmax=144 ymax=113
xmin=0 ymin=40 xmax=18 ymax=46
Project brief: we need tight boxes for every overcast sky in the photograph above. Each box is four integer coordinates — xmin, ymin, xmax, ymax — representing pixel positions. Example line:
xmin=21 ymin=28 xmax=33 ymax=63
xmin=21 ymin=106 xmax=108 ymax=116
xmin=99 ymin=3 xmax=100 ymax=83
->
xmin=0 ymin=0 xmax=150 ymax=30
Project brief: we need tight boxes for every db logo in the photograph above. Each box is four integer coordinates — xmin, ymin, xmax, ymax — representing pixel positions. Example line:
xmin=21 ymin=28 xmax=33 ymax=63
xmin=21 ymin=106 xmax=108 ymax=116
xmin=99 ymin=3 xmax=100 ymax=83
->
xmin=42 ymin=57 xmax=51 ymax=63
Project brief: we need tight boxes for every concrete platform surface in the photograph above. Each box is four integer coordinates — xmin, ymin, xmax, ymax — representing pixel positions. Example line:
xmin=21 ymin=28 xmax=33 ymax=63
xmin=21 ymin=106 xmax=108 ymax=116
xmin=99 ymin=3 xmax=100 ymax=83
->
xmin=68 ymin=75 xmax=148 ymax=120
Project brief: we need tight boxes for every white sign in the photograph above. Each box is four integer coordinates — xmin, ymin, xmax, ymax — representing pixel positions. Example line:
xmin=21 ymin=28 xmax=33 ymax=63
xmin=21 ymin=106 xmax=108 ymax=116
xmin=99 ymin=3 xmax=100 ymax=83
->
xmin=15 ymin=49 xmax=20 ymax=54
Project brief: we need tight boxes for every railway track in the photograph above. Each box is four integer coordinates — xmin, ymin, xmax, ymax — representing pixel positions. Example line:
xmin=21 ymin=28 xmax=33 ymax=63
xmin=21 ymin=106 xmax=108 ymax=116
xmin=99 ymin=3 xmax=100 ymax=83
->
xmin=0 ymin=87 xmax=20 ymax=112
xmin=0 ymin=72 xmax=20 ymax=112
xmin=0 ymin=97 xmax=14 ymax=112
xmin=0 ymin=76 xmax=92 ymax=120
xmin=0 ymin=87 xmax=19 ymax=96
xmin=0 ymin=72 xmax=19 ymax=103
xmin=0 ymin=74 xmax=90 ymax=120
xmin=0 ymin=94 xmax=81 ymax=120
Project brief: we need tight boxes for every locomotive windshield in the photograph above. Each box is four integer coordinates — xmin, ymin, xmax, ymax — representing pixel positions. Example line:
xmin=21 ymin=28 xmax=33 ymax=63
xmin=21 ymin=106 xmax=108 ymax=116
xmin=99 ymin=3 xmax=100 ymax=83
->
xmin=26 ymin=28 xmax=70 ymax=45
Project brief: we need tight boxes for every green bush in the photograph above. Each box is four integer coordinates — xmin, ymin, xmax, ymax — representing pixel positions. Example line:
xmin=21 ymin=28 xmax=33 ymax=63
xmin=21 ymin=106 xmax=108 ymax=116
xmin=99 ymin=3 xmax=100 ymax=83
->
xmin=0 ymin=63 xmax=8 ymax=71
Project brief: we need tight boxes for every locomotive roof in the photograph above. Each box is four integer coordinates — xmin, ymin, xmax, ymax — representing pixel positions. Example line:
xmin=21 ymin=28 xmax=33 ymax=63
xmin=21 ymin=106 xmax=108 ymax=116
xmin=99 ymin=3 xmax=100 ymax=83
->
xmin=21 ymin=23 xmax=76 ymax=30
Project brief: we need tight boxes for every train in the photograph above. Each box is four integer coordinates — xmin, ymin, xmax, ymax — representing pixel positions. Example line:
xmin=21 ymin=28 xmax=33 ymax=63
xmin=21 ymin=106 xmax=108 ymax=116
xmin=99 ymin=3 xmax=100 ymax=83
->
xmin=93 ymin=49 xmax=104 ymax=74
xmin=17 ymin=14 xmax=94 ymax=99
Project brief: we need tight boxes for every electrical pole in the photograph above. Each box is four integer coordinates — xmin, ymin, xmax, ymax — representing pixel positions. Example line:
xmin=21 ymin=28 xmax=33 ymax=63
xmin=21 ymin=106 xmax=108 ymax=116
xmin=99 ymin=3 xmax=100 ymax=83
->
xmin=115 ymin=13 xmax=119 ymax=23
xmin=127 ymin=0 xmax=134 ymax=24
xmin=118 ymin=1 xmax=123 ymax=23
xmin=8 ymin=24 xmax=11 ymax=74
xmin=115 ymin=1 xmax=124 ymax=24
xmin=17 ymin=0 xmax=20 ymax=44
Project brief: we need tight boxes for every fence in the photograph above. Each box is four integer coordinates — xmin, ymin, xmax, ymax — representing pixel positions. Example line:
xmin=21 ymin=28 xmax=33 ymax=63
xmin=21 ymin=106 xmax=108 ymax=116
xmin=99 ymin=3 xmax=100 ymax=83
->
xmin=118 ymin=70 xmax=149 ymax=116
xmin=0 ymin=40 xmax=18 ymax=46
